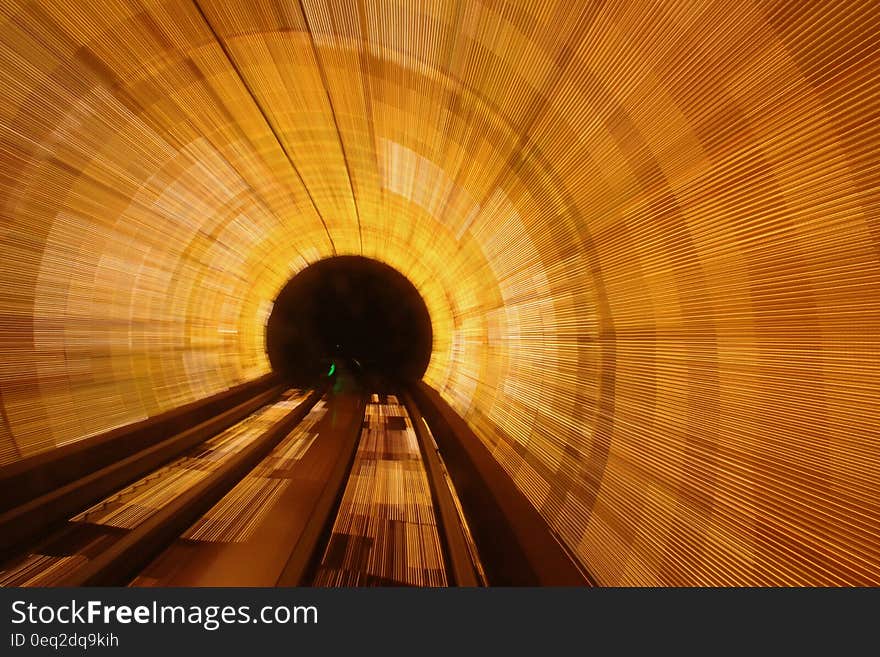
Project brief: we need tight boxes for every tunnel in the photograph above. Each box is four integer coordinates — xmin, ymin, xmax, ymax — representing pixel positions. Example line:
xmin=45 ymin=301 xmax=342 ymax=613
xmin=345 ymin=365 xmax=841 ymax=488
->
xmin=0 ymin=0 xmax=878 ymax=587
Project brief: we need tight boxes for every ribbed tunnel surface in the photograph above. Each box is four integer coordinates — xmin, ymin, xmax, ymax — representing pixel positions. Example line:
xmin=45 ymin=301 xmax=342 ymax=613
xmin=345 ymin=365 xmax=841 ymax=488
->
xmin=0 ymin=1 xmax=878 ymax=585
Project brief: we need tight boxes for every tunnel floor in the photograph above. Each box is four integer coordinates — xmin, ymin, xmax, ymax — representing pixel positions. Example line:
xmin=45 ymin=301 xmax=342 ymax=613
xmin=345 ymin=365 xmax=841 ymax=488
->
xmin=0 ymin=376 xmax=511 ymax=587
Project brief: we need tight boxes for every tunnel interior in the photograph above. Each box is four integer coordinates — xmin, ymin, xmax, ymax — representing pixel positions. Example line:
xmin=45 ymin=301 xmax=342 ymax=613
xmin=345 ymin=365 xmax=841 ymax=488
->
xmin=0 ymin=1 xmax=877 ymax=586
xmin=266 ymin=256 xmax=433 ymax=386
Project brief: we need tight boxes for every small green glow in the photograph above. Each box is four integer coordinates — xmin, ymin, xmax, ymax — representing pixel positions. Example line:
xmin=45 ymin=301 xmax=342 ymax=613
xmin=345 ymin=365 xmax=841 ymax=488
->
xmin=328 ymin=363 xmax=336 ymax=376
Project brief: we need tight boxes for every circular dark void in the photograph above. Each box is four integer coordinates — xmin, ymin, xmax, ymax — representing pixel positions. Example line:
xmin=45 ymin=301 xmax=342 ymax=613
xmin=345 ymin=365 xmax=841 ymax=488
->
xmin=266 ymin=256 xmax=432 ymax=386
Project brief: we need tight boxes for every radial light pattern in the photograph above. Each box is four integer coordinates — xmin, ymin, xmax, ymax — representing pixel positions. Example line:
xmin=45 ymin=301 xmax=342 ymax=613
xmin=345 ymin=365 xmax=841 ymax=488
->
xmin=0 ymin=0 xmax=878 ymax=585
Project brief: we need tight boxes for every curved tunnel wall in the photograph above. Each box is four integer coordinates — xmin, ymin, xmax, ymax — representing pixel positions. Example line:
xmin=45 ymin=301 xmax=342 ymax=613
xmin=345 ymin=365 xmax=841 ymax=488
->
xmin=0 ymin=1 xmax=878 ymax=584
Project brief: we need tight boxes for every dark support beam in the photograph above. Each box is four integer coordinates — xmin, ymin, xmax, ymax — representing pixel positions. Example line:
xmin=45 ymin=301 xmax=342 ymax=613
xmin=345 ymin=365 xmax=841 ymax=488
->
xmin=0 ymin=373 xmax=281 ymax=513
xmin=0 ymin=376 xmax=283 ymax=560
xmin=410 ymin=382 xmax=594 ymax=586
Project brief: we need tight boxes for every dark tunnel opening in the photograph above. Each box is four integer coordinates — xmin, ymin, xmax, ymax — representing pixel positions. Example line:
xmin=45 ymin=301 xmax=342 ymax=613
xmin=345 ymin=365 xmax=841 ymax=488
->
xmin=265 ymin=256 xmax=433 ymax=387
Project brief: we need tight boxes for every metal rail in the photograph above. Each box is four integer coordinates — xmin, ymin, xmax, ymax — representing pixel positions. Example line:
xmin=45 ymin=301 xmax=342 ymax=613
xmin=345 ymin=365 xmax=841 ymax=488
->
xmin=0 ymin=382 xmax=285 ymax=560
xmin=58 ymin=390 xmax=322 ymax=586
xmin=403 ymin=392 xmax=484 ymax=586
xmin=409 ymin=381 xmax=594 ymax=586
xmin=275 ymin=393 xmax=367 ymax=586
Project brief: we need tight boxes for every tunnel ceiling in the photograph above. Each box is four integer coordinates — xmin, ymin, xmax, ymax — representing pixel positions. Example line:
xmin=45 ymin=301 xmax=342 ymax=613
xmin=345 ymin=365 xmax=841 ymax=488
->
xmin=0 ymin=1 xmax=878 ymax=585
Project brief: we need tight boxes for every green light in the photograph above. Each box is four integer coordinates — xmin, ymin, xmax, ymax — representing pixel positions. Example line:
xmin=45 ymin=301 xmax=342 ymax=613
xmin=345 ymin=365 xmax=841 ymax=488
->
xmin=328 ymin=363 xmax=335 ymax=376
